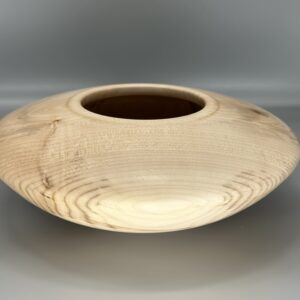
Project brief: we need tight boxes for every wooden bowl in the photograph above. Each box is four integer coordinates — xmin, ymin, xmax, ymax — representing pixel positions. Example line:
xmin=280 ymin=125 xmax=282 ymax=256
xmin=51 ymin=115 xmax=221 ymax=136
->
xmin=0 ymin=84 xmax=299 ymax=232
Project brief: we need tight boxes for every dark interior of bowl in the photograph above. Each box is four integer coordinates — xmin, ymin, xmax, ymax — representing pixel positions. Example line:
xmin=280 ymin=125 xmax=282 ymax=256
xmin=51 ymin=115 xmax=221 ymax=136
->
xmin=82 ymin=94 xmax=204 ymax=120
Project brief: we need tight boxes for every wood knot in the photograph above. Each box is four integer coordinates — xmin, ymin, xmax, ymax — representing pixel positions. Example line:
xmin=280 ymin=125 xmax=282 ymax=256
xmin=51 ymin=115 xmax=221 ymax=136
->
xmin=42 ymin=173 xmax=52 ymax=189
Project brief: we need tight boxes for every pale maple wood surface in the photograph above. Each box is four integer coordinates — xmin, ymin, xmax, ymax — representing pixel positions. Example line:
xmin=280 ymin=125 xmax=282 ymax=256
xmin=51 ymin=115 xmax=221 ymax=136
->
xmin=0 ymin=84 xmax=299 ymax=232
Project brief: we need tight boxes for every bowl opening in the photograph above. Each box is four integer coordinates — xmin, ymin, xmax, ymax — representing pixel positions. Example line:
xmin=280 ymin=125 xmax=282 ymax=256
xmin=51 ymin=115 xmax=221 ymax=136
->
xmin=81 ymin=86 xmax=205 ymax=120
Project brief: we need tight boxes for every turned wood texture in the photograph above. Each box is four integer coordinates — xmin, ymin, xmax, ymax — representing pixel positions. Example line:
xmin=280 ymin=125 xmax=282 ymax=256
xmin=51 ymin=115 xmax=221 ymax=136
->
xmin=0 ymin=84 xmax=299 ymax=233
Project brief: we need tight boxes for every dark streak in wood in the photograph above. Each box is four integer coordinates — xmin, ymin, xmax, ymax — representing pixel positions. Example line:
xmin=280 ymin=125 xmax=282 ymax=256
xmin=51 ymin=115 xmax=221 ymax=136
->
xmin=100 ymin=185 xmax=110 ymax=189
xmin=249 ymin=108 xmax=269 ymax=117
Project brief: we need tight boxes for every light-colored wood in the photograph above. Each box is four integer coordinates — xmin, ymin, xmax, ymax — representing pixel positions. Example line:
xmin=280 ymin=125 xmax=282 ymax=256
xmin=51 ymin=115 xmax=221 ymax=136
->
xmin=0 ymin=84 xmax=299 ymax=233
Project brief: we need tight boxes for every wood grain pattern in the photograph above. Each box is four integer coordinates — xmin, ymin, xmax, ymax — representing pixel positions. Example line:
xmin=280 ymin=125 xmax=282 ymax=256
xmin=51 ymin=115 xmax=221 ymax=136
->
xmin=0 ymin=84 xmax=299 ymax=232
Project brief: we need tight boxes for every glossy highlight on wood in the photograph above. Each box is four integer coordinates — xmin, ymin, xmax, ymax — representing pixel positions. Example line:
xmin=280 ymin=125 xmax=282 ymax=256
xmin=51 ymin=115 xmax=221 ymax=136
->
xmin=0 ymin=84 xmax=299 ymax=233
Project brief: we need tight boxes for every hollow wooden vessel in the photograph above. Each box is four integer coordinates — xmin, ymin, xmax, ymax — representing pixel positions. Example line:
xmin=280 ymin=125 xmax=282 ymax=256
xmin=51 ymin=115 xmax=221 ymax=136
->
xmin=0 ymin=84 xmax=299 ymax=233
